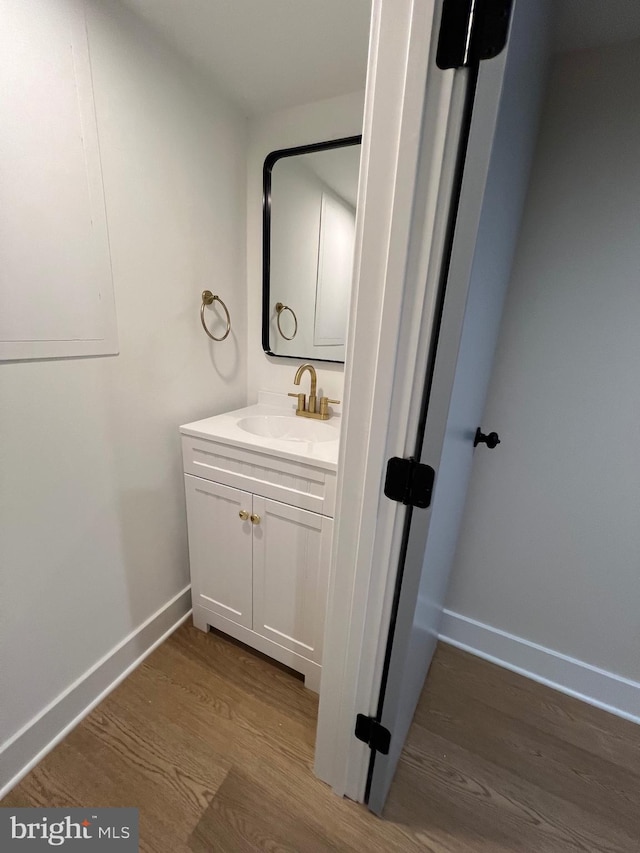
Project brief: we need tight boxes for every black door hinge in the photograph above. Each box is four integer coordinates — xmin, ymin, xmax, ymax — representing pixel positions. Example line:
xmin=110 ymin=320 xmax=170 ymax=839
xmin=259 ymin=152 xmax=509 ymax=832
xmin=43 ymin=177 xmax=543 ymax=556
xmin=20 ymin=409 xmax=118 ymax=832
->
xmin=355 ymin=714 xmax=391 ymax=755
xmin=384 ymin=457 xmax=435 ymax=509
xmin=436 ymin=0 xmax=513 ymax=70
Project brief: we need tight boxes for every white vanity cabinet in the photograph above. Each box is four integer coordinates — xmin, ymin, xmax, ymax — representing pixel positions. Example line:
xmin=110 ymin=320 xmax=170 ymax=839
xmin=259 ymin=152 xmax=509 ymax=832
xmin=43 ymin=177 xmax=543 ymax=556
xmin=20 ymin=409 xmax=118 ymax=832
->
xmin=180 ymin=407 xmax=338 ymax=693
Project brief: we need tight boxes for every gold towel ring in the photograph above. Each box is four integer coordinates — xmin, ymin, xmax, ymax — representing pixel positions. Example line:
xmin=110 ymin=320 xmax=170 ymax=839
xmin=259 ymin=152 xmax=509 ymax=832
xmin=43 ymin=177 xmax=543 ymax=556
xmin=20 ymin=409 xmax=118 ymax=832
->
xmin=275 ymin=302 xmax=298 ymax=341
xmin=201 ymin=290 xmax=231 ymax=341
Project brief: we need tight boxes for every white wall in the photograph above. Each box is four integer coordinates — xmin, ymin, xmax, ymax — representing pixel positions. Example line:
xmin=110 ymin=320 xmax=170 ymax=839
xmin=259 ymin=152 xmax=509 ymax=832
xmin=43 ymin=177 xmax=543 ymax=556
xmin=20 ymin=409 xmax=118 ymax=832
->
xmin=0 ymin=0 xmax=246 ymax=788
xmin=246 ymin=91 xmax=364 ymax=404
xmin=445 ymin=39 xmax=640 ymax=692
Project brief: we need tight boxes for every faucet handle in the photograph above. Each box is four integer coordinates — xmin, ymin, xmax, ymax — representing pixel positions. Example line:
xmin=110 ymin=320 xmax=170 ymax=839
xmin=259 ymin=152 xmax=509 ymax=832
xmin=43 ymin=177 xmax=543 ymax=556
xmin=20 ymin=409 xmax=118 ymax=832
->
xmin=288 ymin=392 xmax=306 ymax=413
xmin=318 ymin=397 xmax=340 ymax=418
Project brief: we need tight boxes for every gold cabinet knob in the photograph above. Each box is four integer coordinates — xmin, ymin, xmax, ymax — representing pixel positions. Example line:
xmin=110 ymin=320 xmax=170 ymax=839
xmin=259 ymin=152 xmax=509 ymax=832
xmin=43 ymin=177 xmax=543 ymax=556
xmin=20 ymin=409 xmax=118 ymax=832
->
xmin=250 ymin=514 xmax=261 ymax=525
xmin=239 ymin=510 xmax=249 ymax=521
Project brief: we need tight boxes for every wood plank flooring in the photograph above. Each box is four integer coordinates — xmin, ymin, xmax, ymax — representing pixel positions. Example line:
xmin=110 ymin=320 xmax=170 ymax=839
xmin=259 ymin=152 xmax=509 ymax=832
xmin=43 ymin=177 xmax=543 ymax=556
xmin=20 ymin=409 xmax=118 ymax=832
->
xmin=384 ymin=645 xmax=640 ymax=852
xmin=3 ymin=623 xmax=639 ymax=851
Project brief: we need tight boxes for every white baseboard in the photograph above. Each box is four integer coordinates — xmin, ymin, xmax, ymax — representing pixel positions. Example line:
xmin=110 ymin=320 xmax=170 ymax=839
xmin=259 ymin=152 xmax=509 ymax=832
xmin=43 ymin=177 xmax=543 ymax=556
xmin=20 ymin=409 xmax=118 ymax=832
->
xmin=0 ymin=586 xmax=192 ymax=800
xmin=439 ymin=609 xmax=640 ymax=725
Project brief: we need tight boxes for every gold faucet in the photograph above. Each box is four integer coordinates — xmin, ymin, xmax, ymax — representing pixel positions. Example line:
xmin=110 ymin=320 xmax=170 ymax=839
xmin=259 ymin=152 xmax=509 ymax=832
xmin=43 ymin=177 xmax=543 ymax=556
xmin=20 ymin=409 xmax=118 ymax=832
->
xmin=288 ymin=363 xmax=340 ymax=420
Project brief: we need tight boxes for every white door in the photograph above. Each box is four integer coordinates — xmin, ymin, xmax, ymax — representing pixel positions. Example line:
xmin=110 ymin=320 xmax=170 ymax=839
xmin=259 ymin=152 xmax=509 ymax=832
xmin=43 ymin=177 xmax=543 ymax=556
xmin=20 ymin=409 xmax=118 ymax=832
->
xmin=366 ymin=0 xmax=551 ymax=813
xmin=252 ymin=496 xmax=332 ymax=663
xmin=184 ymin=474 xmax=253 ymax=629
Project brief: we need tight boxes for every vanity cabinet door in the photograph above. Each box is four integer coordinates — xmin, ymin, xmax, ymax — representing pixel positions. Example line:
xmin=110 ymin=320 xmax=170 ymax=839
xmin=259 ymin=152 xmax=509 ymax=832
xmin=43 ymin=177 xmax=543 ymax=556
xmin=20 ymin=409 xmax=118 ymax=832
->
xmin=184 ymin=474 xmax=253 ymax=629
xmin=251 ymin=496 xmax=333 ymax=664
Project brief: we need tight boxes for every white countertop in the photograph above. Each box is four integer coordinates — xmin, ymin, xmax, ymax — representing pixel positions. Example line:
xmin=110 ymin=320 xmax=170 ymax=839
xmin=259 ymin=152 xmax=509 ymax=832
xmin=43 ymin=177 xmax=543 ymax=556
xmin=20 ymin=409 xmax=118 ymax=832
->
xmin=180 ymin=393 xmax=341 ymax=471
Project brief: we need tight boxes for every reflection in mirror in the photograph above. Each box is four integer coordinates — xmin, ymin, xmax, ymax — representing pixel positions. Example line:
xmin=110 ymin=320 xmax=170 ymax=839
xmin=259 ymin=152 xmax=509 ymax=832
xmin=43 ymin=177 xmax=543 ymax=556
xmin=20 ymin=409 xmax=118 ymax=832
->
xmin=263 ymin=137 xmax=361 ymax=363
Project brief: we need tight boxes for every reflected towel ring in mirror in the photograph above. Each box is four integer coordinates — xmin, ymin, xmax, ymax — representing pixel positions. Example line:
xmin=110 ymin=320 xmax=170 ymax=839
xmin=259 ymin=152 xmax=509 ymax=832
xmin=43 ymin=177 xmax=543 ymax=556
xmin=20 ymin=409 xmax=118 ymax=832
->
xmin=275 ymin=302 xmax=298 ymax=340
xmin=201 ymin=290 xmax=231 ymax=341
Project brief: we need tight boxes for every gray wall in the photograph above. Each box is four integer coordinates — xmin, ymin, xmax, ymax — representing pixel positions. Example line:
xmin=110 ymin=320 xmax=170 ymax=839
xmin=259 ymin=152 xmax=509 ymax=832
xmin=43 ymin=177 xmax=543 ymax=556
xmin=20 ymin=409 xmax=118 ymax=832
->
xmin=445 ymin=37 xmax=640 ymax=684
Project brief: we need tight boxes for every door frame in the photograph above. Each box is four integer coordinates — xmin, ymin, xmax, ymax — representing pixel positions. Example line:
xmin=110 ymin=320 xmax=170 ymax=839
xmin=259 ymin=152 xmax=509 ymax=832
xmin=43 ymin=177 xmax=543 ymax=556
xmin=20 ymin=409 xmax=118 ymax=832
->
xmin=314 ymin=0 xmax=471 ymax=800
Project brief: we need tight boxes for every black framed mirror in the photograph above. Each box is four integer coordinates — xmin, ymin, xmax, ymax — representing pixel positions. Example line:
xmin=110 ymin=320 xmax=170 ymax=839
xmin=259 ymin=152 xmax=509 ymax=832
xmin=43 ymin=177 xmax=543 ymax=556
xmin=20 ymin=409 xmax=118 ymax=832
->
xmin=262 ymin=135 xmax=362 ymax=363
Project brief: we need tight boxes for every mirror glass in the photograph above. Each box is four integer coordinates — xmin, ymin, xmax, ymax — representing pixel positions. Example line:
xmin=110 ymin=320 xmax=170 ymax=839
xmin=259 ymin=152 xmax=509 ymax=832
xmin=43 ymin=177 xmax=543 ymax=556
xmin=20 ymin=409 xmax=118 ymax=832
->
xmin=263 ymin=137 xmax=361 ymax=363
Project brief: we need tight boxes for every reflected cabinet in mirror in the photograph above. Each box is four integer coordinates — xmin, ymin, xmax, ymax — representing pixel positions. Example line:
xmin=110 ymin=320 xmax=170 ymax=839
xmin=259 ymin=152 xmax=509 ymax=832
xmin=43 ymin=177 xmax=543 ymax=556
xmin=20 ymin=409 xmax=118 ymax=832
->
xmin=262 ymin=136 xmax=361 ymax=363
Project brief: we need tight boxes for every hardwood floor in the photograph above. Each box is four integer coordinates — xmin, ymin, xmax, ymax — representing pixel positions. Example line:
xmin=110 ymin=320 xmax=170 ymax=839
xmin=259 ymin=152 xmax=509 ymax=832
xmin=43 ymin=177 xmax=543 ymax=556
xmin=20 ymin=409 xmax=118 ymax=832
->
xmin=3 ymin=624 xmax=639 ymax=851
xmin=384 ymin=645 xmax=640 ymax=852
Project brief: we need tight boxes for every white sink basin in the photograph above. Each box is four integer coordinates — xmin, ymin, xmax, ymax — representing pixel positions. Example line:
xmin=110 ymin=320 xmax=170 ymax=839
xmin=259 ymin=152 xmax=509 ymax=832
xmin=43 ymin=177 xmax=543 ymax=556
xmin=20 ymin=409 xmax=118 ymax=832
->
xmin=237 ymin=415 xmax=339 ymax=443
xmin=181 ymin=398 xmax=341 ymax=469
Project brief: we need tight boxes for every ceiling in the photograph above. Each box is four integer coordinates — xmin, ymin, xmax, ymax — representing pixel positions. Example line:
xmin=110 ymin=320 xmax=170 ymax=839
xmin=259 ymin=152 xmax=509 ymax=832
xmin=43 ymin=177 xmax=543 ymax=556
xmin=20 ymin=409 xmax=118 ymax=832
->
xmin=552 ymin=0 xmax=640 ymax=53
xmin=119 ymin=0 xmax=371 ymax=117
xmin=118 ymin=1 xmax=640 ymax=116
